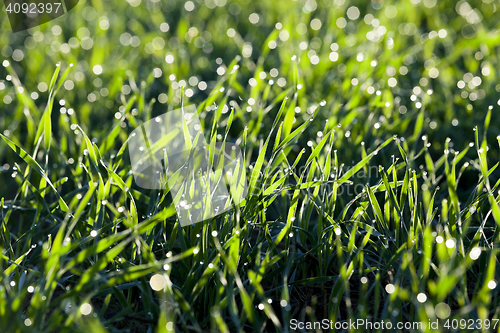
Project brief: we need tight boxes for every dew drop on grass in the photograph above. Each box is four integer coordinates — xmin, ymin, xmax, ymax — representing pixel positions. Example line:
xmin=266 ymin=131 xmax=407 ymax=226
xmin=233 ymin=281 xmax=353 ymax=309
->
xmin=385 ymin=284 xmax=395 ymax=294
xmin=435 ymin=303 xmax=451 ymax=319
xmin=445 ymin=239 xmax=455 ymax=248
xmin=150 ymin=274 xmax=166 ymax=291
xmin=417 ymin=293 xmax=427 ymax=303
xmin=469 ymin=247 xmax=481 ymax=260
xmin=80 ymin=303 xmax=92 ymax=315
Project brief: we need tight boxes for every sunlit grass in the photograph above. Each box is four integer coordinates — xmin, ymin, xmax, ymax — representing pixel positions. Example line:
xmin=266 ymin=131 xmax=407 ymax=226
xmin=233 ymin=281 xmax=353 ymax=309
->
xmin=1 ymin=0 xmax=500 ymax=332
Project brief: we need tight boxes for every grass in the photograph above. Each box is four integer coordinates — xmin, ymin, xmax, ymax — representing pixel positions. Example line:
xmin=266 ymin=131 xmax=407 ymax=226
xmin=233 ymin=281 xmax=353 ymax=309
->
xmin=1 ymin=0 xmax=500 ymax=331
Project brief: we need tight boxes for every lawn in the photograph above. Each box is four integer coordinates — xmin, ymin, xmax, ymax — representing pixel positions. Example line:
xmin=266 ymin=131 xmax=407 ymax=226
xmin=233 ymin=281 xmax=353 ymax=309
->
xmin=1 ymin=0 xmax=500 ymax=332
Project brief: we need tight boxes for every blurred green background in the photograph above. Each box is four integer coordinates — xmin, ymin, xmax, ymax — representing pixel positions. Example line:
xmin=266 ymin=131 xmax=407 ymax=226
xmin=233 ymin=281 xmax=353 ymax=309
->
xmin=1 ymin=0 xmax=499 ymax=156
xmin=1 ymin=0 xmax=499 ymax=202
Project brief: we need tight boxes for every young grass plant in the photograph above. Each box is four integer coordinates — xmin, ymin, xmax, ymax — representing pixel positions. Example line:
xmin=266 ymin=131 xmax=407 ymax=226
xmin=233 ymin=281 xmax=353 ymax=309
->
xmin=1 ymin=0 xmax=500 ymax=332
